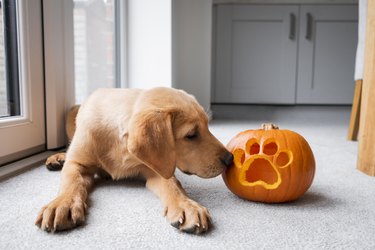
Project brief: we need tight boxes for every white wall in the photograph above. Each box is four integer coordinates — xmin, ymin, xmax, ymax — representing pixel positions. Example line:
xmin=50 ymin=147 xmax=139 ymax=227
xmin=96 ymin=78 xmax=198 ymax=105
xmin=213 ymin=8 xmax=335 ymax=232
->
xmin=355 ymin=0 xmax=367 ymax=80
xmin=172 ymin=0 xmax=213 ymax=109
xmin=128 ymin=0 xmax=172 ymax=89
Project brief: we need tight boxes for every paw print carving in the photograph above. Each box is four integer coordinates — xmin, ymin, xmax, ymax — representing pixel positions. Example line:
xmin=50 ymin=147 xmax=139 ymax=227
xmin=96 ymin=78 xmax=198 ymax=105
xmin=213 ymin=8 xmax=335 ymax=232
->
xmin=233 ymin=139 xmax=293 ymax=189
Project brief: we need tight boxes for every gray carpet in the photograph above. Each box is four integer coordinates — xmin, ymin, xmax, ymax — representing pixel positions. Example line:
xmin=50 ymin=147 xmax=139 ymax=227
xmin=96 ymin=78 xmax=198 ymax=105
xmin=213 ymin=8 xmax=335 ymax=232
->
xmin=0 ymin=106 xmax=374 ymax=249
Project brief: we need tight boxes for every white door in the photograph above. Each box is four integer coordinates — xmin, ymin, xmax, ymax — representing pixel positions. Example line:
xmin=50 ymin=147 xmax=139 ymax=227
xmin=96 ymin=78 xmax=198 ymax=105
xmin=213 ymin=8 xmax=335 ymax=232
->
xmin=0 ymin=0 xmax=45 ymax=165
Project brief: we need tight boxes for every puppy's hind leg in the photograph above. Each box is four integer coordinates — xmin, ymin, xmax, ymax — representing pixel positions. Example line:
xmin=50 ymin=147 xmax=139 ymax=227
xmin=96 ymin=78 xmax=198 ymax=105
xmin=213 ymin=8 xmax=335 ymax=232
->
xmin=45 ymin=105 xmax=80 ymax=171
xmin=45 ymin=153 xmax=66 ymax=171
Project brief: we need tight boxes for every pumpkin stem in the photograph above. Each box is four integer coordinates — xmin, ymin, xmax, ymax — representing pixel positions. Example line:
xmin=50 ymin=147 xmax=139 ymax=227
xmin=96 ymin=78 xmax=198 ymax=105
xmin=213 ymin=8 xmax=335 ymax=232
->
xmin=261 ymin=123 xmax=279 ymax=130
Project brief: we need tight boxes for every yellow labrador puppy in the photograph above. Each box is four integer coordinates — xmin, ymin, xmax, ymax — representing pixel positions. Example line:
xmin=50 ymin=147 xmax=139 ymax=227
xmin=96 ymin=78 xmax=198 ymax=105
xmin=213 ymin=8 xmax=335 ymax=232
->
xmin=35 ymin=87 xmax=233 ymax=234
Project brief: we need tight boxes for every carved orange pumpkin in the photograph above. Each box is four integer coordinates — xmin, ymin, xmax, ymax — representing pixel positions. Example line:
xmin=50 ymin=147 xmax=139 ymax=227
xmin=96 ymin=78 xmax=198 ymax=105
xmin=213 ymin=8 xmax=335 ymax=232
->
xmin=222 ymin=124 xmax=315 ymax=203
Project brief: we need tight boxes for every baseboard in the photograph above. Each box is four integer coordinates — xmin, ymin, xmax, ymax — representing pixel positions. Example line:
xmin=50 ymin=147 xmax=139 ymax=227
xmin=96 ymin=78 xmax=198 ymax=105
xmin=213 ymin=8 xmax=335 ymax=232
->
xmin=211 ymin=104 xmax=351 ymax=121
xmin=0 ymin=151 xmax=60 ymax=181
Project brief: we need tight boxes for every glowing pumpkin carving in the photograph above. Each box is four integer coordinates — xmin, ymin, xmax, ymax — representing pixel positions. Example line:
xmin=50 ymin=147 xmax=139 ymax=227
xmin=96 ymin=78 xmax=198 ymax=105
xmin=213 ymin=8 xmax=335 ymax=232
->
xmin=222 ymin=123 xmax=315 ymax=203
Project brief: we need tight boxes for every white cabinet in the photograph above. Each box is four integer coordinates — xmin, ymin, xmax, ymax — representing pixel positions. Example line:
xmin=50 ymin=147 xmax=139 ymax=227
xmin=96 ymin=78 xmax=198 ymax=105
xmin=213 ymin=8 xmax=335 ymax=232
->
xmin=297 ymin=5 xmax=358 ymax=104
xmin=213 ymin=4 xmax=358 ymax=104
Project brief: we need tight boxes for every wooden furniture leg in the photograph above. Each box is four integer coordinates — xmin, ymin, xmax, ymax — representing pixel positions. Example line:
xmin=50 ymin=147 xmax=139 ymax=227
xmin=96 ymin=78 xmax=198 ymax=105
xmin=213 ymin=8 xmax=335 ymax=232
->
xmin=347 ymin=80 xmax=362 ymax=141
xmin=357 ymin=0 xmax=375 ymax=176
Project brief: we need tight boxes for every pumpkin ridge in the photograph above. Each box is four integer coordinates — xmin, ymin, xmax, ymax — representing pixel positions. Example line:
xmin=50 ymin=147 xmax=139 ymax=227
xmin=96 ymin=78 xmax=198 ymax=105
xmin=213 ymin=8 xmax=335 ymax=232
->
xmin=294 ymin=135 xmax=307 ymax=200
xmin=278 ymin=131 xmax=293 ymax=202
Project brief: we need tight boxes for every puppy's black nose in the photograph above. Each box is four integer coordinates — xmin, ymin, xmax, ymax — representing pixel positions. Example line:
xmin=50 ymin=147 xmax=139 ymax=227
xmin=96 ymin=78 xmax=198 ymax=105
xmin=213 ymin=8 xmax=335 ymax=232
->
xmin=221 ymin=151 xmax=234 ymax=167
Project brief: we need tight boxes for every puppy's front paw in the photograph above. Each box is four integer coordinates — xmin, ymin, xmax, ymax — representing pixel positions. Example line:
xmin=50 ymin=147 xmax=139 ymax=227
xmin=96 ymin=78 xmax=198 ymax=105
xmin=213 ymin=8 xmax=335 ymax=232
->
xmin=35 ymin=195 xmax=87 ymax=232
xmin=164 ymin=199 xmax=211 ymax=234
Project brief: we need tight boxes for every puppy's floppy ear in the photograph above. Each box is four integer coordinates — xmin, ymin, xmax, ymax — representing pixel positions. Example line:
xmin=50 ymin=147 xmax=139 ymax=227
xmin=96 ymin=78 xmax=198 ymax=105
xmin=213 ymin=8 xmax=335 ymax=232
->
xmin=127 ymin=110 xmax=176 ymax=179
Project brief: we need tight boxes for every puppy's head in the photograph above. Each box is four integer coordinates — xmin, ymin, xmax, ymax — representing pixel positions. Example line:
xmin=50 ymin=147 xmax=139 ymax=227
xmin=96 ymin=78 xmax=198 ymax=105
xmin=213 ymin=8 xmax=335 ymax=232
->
xmin=127 ymin=87 xmax=233 ymax=179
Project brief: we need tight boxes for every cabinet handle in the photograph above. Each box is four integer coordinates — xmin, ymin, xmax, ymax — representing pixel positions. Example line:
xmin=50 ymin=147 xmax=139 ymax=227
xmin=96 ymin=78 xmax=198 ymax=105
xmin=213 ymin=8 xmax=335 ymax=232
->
xmin=306 ymin=13 xmax=313 ymax=40
xmin=289 ymin=13 xmax=296 ymax=40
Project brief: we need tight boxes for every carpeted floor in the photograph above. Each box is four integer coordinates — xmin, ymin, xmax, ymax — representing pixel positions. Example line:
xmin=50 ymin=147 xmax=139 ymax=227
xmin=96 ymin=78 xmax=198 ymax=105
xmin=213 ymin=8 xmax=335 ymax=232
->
xmin=0 ymin=106 xmax=374 ymax=249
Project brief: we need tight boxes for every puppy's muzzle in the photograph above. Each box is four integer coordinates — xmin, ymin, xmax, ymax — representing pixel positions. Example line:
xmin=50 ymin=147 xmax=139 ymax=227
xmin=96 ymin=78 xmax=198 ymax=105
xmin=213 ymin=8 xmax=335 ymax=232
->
xmin=221 ymin=151 xmax=234 ymax=167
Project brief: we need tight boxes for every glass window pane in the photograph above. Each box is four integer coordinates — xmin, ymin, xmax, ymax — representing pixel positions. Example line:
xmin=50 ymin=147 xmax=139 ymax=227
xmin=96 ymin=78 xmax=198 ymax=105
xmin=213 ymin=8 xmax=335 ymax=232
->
xmin=0 ymin=2 xmax=7 ymax=117
xmin=73 ymin=0 xmax=116 ymax=104
xmin=0 ymin=0 xmax=20 ymax=118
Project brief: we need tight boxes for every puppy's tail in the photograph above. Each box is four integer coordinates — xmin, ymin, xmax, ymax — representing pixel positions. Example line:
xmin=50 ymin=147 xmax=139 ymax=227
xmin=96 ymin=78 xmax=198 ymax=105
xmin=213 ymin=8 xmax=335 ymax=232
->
xmin=45 ymin=105 xmax=80 ymax=171
xmin=66 ymin=105 xmax=80 ymax=142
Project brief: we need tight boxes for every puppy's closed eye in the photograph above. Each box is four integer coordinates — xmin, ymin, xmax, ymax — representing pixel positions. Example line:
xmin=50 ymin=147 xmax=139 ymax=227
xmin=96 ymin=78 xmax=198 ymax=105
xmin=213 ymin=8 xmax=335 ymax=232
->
xmin=185 ymin=130 xmax=199 ymax=140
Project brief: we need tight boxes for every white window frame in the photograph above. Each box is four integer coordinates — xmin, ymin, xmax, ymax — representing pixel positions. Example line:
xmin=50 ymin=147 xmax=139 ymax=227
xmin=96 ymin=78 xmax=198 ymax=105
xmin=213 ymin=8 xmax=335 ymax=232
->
xmin=43 ymin=0 xmax=128 ymax=149
xmin=43 ymin=0 xmax=75 ymax=150
xmin=0 ymin=0 xmax=45 ymax=165
xmin=115 ymin=0 xmax=129 ymax=88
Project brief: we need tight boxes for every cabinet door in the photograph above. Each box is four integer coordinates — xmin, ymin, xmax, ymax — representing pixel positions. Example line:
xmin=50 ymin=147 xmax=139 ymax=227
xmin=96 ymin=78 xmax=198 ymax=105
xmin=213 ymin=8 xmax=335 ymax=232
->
xmin=297 ymin=5 xmax=358 ymax=104
xmin=214 ymin=5 xmax=299 ymax=104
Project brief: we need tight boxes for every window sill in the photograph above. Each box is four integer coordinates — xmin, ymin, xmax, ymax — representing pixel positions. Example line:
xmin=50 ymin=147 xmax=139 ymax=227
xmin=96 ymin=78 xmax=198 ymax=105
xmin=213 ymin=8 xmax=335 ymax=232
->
xmin=0 ymin=151 xmax=63 ymax=181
